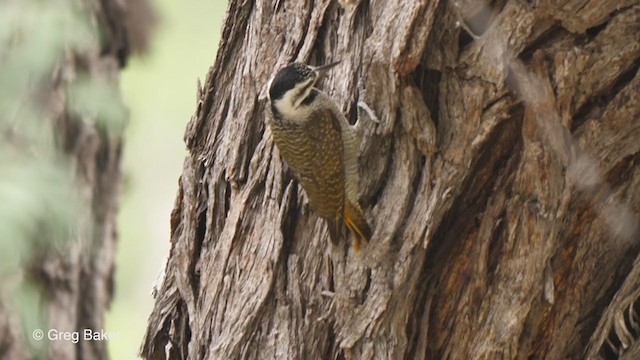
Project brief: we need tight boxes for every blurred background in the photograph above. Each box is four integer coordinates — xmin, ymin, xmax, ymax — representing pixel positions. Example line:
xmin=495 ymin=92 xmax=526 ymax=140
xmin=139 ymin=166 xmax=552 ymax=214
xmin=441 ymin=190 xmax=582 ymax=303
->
xmin=106 ymin=0 xmax=224 ymax=358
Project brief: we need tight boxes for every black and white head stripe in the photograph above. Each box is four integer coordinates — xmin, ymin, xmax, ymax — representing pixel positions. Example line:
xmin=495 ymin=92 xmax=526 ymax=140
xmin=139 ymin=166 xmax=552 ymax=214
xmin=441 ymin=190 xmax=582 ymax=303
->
xmin=268 ymin=63 xmax=314 ymax=102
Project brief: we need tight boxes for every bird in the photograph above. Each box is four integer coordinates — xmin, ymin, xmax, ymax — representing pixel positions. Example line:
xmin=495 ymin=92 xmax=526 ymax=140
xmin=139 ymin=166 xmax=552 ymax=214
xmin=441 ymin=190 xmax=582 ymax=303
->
xmin=267 ymin=61 xmax=372 ymax=251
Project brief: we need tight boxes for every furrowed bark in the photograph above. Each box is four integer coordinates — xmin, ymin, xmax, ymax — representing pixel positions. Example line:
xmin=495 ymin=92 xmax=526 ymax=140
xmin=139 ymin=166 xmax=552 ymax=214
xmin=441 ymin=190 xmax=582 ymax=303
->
xmin=142 ymin=1 xmax=640 ymax=359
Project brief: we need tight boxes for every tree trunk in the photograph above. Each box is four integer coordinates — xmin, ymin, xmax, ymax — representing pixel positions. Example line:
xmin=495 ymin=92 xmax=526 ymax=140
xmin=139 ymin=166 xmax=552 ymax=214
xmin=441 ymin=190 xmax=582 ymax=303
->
xmin=0 ymin=1 xmax=152 ymax=359
xmin=142 ymin=1 xmax=640 ymax=359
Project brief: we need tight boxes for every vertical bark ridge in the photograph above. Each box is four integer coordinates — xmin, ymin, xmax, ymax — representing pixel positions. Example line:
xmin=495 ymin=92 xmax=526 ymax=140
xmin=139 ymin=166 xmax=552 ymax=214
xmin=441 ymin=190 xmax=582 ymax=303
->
xmin=142 ymin=1 xmax=640 ymax=359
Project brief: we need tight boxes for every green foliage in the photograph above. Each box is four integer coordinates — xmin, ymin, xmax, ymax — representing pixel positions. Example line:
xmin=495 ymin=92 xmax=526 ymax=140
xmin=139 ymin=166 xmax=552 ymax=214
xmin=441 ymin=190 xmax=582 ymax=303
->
xmin=0 ymin=0 xmax=124 ymax=354
xmin=0 ymin=0 xmax=92 ymax=267
xmin=12 ymin=282 xmax=47 ymax=356
xmin=0 ymin=1 xmax=94 ymax=118
xmin=0 ymin=154 xmax=82 ymax=276
xmin=70 ymin=76 xmax=129 ymax=133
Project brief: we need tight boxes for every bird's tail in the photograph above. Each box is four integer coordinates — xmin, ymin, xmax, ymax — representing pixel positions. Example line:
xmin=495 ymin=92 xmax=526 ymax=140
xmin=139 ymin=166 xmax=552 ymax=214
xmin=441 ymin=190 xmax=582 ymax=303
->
xmin=344 ymin=201 xmax=372 ymax=252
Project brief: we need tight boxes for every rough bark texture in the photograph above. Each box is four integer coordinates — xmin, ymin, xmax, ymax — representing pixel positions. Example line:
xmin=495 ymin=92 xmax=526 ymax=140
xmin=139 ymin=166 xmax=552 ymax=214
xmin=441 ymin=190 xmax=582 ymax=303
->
xmin=142 ymin=1 xmax=640 ymax=359
xmin=0 ymin=0 xmax=153 ymax=359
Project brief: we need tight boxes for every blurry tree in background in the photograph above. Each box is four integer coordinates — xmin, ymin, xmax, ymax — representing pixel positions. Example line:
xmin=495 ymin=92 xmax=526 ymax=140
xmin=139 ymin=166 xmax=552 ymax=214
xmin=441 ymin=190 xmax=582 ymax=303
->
xmin=0 ymin=0 xmax=153 ymax=359
xmin=141 ymin=1 xmax=640 ymax=359
xmin=107 ymin=1 xmax=222 ymax=358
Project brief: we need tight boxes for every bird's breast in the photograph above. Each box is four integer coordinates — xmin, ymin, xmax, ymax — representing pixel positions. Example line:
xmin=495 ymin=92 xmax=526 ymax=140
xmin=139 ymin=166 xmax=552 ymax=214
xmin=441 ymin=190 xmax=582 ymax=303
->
xmin=270 ymin=120 xmax=313 ymax=175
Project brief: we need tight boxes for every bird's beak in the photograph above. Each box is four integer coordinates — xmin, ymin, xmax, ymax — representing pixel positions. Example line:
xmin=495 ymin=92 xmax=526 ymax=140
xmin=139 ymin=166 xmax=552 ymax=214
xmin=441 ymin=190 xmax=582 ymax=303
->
xmin=312 ymin=61 xmax=341 ymax=80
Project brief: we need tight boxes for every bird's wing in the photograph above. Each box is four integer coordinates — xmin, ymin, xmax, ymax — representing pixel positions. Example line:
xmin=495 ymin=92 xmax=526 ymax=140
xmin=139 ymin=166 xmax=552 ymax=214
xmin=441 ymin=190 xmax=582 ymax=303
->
xmin=299 ymin=107 xmax=345 ymax=224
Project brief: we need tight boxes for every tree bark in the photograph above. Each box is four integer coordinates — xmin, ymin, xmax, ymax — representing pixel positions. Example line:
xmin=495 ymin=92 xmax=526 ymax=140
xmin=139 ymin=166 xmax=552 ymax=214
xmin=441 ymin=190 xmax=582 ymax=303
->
xmin=142 ymin=1 xmax=640 ymax=359
xmin=0 ymin=0 xmax=153 ymax=359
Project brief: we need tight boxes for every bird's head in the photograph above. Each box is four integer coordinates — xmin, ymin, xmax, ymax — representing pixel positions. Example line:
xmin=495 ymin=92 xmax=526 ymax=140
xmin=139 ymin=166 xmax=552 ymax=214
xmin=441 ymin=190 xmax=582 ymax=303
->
xmin=268 ymin=61 xmax=340 ymax=118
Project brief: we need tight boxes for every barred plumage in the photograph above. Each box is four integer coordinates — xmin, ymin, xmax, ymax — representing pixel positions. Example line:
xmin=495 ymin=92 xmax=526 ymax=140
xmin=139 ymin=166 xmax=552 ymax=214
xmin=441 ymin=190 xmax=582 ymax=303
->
xmin=268 ymin=62 xmax=372 ymax=250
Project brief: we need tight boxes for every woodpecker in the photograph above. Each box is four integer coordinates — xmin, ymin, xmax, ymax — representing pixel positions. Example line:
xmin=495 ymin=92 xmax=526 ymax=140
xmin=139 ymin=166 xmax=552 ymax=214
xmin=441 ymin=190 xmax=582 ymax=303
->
xmin=267 ymin=61 xmax=372 ymax=251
